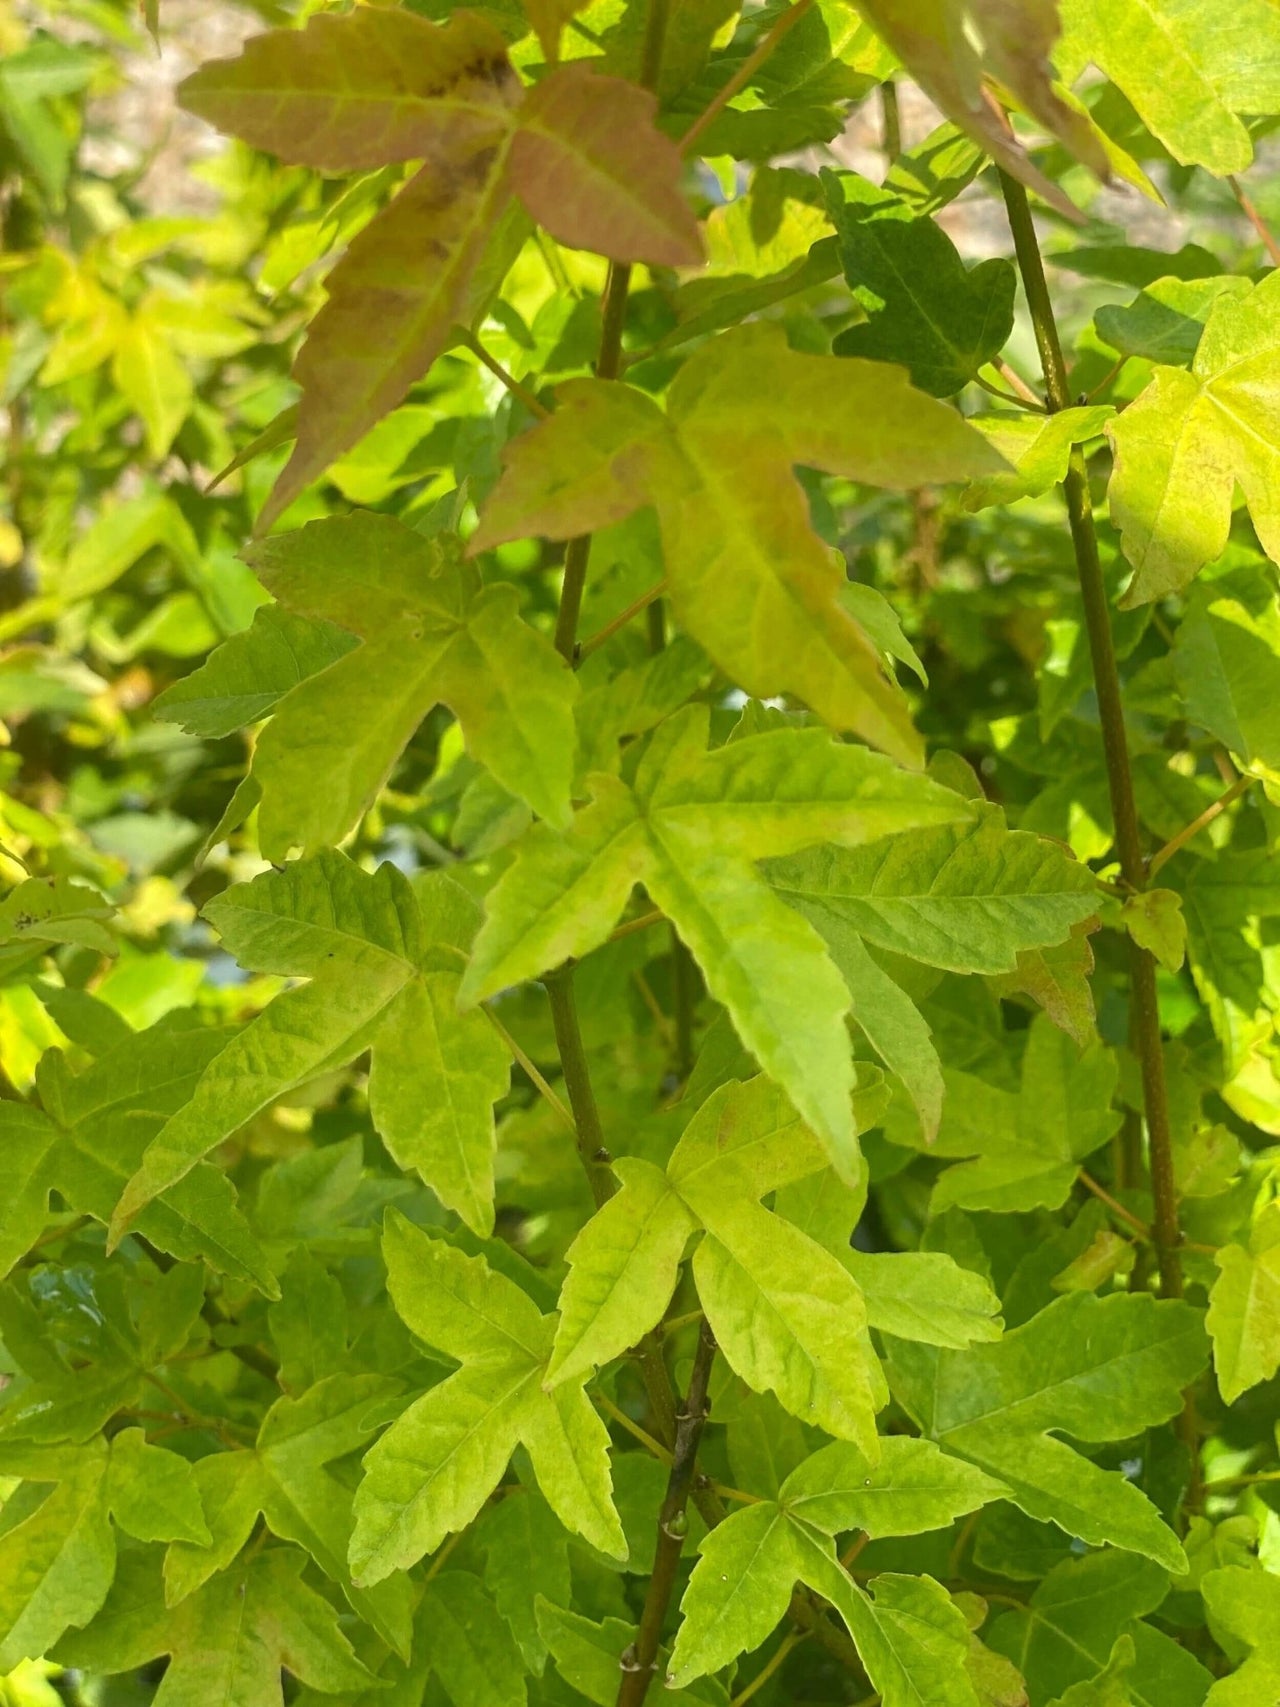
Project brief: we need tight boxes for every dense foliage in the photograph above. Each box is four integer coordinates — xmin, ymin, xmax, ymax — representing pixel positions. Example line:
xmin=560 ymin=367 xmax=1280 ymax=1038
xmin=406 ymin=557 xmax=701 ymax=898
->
xmin=4 ymin=1 xmax=1280 ymax=1704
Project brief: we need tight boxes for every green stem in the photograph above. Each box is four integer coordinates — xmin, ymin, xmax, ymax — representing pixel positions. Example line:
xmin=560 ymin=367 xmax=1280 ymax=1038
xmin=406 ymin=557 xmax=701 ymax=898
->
xmin=880 ymin=79 xmax=901 ymax=161
xmin=1147 ymin=772 xmax=1253 ymax=879
xmin=671 ymin=938 xmax=697 ymax=1082
xmin=999 ymin=170 xmax=1183 ymax=1302
xmin=615 ymin=1321 xmax=718 ymax=1707
xmin=545 ymin=967 xmax=617 ymax=1208
xmin=639 ymin=0 xmax=671 ymax=91
xmin=553 ymin=260 xmax=633 ymax=663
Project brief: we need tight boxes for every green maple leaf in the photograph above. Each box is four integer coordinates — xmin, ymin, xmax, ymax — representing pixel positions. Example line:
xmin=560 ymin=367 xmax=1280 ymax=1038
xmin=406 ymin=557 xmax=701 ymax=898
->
xmin=1201 ymin=1566 xmax=1280 ymax=1706
xmin=55 ymin=1546 xmax=375 ymax=1707
xmin=164 ymin=1373 xmax=412 ymax=1659
xmin=668 ymin=1435 xmax=1000 ymax=1700
xmin=823 ymin=170 xmax=1016 ymax=396
xmin=548 ymin=1076 xmax=884 ymax=1451
xmin=1049 ymin=1634 xmax=1137 ymax=1707
xmin=0 ymin=1430 xmax=209 ymax=1669
xmin=1056 ymin=0 xmax=1280 ymax=174
xmin=1173 ymin=562 xmax=1280 ymax=775
xmin=110 ymin=853 xmax=510 ymax=1247
xmin=1206 ymin=1200 xmax=1280 ymax=1404
xmin=267 ymin=1250 xmax=349 ymax=1395
xmin=461 ymin=704 xmax=968 ymax=1175
xmin=768 ymin=807 xmax=1100 ymax=1138
xmin=472 ymin=324 xmax=1004 ymax=766
xmin=963 ymin=406 xmax=1115 ymax=512
xmin=0 ymin=1260 xmax=205 ymax=1447
xmin=0 ymin=875 xmax=113 ymax=982
xmin=1180 ymin=846 xmax=1280 ymax=1130
xmin=887 ymin=1291 xmax=1209 ymax=1569
xmin=0 ymin=1022 xmax=273 ymax=1292
xmin=533 ymin=1598 xmax=727 ymax=1705
xmin=415 ymin=1572 xmax=529 ymax=1707
xmin=887 ymin=1011 xmax=1121 ymax=1215
xmin=775 ymin=1168 xmax=1004 ymax=1350
xmin=986 ymin=1549 xmax=1212 ymax=1707
xmin=1109 ymin=272 xmax=1280 ymax=604
xmin=475 ymin=1488 xmax=572 ymax=1673
xmin=179 ymin=9 xmax=701 ymax=528
xmin=152 ymin=603 xmax=357 ymax=739
xmin=1095 ymin=276 xmax=1252 ymax=367
xmin=158 ymin=514 xmax=580 ymax=855
xmin=349 ymin=1210 xmax=625 ymax=1584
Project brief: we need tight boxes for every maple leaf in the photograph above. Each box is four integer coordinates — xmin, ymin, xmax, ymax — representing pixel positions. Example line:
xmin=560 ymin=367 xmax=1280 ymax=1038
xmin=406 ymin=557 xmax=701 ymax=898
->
xmin=767 ymin=805 xmax=1100 ymax=1137
xmin=1172 ymin=562 xmax=1280 ymax=776
xmin=549 ymin=1077 xmax=883 ymax=1453
xmin=55 ymin=1546 xmax=375 ymax=1707
xmin=0 ymin=1263 xmax=206 ymax=1449
xmin=349 ymin=1211 xmax=625 ymax=1582
xmin=1056 ymin=0 xmax=1280 ymax=174
xmin=460 ymin=703 xmax=969 ymax=1176
xmin=178 ymin=9 xmax=701 ymax=527
xmin=163 ymin=1373 xmax=412 ymax=1658
xmin=157 ymin=513 xmax=579 ymax=854
xmin=473 ymin=323 xmax=1004 ymax=766
xmin=823 ymin=169 xmax=1017 ymax=396
xmin=109 ymin=854 xmax=510 ymax=1247
xmin=0 ymin=875 xmax=113 ymax=982
xmin=985 ymin=1550 xmax=1210 ymax=1706
xmin=881 ymin=1009 xmax=1121 ymax=1215
xmin=0 ymin=1431 xmax=209 ymax=1669
xmin=1206 ymin=1200 xmax=1280 ymax=1404
xmin=887 ymin=1291 xmax=1208 ymax=1569
xmin=850 ymin=0 xmax=1108 ymax=218
xmin=0 ymin=1024 xmax=273 ymax=1292
xmin=1109 ymin=271 xmax=1280 ymax=604
xmin=668 ymin=1434 xmax=1002 ymax=1701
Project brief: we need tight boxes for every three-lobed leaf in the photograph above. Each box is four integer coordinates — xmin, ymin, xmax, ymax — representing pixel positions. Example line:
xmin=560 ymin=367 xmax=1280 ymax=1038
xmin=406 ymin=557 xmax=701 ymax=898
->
xmin=179 ymin=9 xmax=702 ymax=526
xmin=462 ymin=706 xmax=969 ymax=1177
xmin=473 ymin=324 xmax=1005 ymax=766
xmin=111 ymin=855 xmax=509 ymax=1244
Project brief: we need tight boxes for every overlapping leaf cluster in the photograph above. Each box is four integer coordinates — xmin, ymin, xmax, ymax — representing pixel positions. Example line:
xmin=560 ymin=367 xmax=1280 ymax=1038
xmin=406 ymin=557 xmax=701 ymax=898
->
xmin=4 ymin=1 xmax=1280 ymax=1706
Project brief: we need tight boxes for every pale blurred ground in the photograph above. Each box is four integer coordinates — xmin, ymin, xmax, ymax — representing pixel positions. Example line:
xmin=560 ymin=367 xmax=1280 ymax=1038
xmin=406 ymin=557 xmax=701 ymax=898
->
xmin=47 ymin=3 xmax=1230 ymax=252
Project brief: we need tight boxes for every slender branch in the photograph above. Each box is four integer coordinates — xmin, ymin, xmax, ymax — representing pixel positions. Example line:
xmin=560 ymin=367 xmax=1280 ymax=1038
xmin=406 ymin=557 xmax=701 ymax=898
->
xmin=1147 ymin=772 xmax=1254 ymax=879
xmin=999 ymin=170 xmax=1184 ymax=1304
xmin=879 ymin=79 xmax=901 ymax=161
xmin=1228 ymin=174 xmax=1280 ymax=267
xmin=1203 ymin=1468 xmax=1280 ymax=1491
xmin=1078 ymin=1169 xmax=1152 ymax=1239
xmin=484 ymin=1006 xmax=577 ymax=1134
xmin=578 ymin=580 xmax=669 ymax=661
xmin=424 ymin=1529 xmax=466 ymax=1581
xmin=993 ymin=354 xmax=1046 ymax=408
xmin=597 ymin=1392 xmax=674 ymax=1464
xmin=731 ymin=1631 xmax=809 ymax=1706
xmin=1082 ymin=353 xmax=1129 ymax=405
xmin=671 ymin=937 xmax=697 ymax=1082
xmin=609 ymin=908 xmax=667 ymax=944
xmin=679 ymin=0 xmax=815 ymax=155
xmin=712 ymin=1482 xmax=765 ymax=1505
xmin=616 ymin=1321 xmax=718 ymax=1707
xmin=784 ymin=1589 xmax=864 ymax=1676
xmin=639 ymin=0 xmax=672 ymax=90
xmin=975 ymin=372 xmax=1046 ymax=412
xmin=545 ymin=967 xmax=617 ymax=1206
xmin=458 ymin=329 xmax=549 ymax=418
xmin=554 ymin=259 xmax=633 ymax=661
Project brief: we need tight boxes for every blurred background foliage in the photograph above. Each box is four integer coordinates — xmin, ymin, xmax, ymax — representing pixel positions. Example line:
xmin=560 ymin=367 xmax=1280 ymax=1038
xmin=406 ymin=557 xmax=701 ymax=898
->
xmin=4 ymin=4 xmax=1280 ymax=1700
